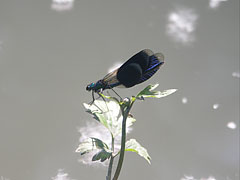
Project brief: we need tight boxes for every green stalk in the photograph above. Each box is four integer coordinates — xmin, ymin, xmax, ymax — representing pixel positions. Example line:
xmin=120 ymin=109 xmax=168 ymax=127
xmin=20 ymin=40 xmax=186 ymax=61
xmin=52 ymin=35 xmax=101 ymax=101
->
xmin=106 ymin=155 xmax=114 ymax=180
xmin=112 ymin=99 xmax=135 ymax=180
xmin=106 ymin=133 xmax=115 ymax=180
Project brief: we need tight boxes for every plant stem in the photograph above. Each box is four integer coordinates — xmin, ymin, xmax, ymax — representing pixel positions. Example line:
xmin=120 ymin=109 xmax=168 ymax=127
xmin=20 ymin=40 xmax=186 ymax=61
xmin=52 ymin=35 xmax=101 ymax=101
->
xmin=112 ymin=100 xmax=134 ymax=180
xmin=106 ymin=155 xmax=114 ymax=180
xmin=106 ymin=133 xmax=115 ymax=180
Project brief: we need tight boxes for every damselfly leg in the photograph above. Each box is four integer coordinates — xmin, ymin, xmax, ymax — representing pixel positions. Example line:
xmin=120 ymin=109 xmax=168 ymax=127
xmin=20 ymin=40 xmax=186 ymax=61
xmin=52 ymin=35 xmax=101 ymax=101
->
xmin=88 ymin=90 xmax=110 ymax=112
xmin=107 ymin=86 xmax=123 ymax=101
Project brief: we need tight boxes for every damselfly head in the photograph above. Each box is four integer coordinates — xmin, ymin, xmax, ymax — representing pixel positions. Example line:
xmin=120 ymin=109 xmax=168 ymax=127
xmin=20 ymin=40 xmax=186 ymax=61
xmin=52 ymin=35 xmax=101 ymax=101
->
xmin=86 ymin=83 xmax=95 ymax=91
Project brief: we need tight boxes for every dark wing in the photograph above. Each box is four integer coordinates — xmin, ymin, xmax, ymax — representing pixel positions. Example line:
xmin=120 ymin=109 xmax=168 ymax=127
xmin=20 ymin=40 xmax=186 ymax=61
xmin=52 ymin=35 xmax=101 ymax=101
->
xmin=116 ymin=63 xmax=143 ymax=88
xmin=117 ymin=49 xmax=154 ymax=73
xmin=101 ymin=50 xmax=163 ymax=89
xmin=115 ymin=49 xmax=154 ymax=88
xmin=103 ymin=49 xmax=153 ymax=88
xmin=137 ymin=53 xmax=164 ymax=84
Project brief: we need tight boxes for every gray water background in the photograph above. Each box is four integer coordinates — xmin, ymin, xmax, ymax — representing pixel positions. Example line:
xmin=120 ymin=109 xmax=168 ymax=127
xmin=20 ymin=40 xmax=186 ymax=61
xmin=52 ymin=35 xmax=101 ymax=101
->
xmin=0 ymin=0 xmax=239 ymax=180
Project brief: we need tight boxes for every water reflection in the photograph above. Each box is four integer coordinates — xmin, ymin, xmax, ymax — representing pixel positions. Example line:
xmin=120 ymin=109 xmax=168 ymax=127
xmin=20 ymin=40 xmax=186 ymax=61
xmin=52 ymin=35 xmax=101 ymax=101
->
xmin=77 ymin=121 xmax=119 ymax=166
xmin=51 ymin=0 xmax=74 ymax=11
xmin=52 ymin=169 xmax=74 ymax=180
xmin=181 ymin=175 xmax=216 ymax=180
xmin=232 ymin=72 xmax=240 ymax=78
xmin=209 ymin=0 xmax=228 ymax=9
xmin=227 ymin=122 xmax=237 ymax=129
xmin=0 ymin=41 xmax=3 ymax=50
xmin=213 ymin=103 xmax=220 ymax=110
xmin=0 ymin=177 xmax=10 ymax=180
xmin=166 ymin=8 xmax=198 ymax=44
xmin=182 ymin=97 xmax=188 ymax=104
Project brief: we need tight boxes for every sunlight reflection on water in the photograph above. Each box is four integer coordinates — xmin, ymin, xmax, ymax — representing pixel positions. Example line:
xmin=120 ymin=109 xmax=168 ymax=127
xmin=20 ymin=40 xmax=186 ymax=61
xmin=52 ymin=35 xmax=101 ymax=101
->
xmin=52 ymin=169 xmax=75 ymax=180
xmin=0 ymin=41 xmax=3 ymax=50
xmin=209 ymin=0 xmax=228 ymax=9
xmin=0 ymin=176 xmax=10 ymax=180
xmin=51 ymin=0 xmax=74 ymax=11
xmin=213 ymin=103 xmax=220 ymax=110
xmin=227 ymin=122 xmax=237 ymax=129
xmin=166 ymin=8 xmax=198 ymax=44
xmin=181 ymin=175 xmax=216 ymax=180
xmin=182 ymin=97 xmax=188 ymax=104
xmin=232 ymin=72 xmax=240 ymax=78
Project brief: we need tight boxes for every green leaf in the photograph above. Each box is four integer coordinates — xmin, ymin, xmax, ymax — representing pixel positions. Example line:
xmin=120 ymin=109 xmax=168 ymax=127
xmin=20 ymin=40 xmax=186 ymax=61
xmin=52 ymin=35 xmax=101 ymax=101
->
xmin=83 ymin=100 xmax=135 ymax=137
xmin=90 ymin=138 xmax=112 ymax=162
xmin=136 ymin=84 xmax=177 ymax=99
xmin=92 ymin=149 xmax=111 ymax=162
xmin=125 ymin=139 xmax=151 ymax=164
xmin=90 ymin=137 xmax=109 ymax=150
xmin=75 ymin=137 xmax=110 ymax=156
xmin=83 ymin=100 xmax=119 ymax=131
xmin=75 ymin=139 xmax=95 ymax=155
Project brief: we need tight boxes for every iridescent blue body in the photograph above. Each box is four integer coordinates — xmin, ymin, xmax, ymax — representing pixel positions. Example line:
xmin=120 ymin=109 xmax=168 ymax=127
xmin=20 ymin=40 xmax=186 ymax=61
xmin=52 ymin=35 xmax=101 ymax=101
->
xmin=86 ymin=80 xmax=110 ymax=92
xmin=86 ymin=49 xmax=164 ymax=94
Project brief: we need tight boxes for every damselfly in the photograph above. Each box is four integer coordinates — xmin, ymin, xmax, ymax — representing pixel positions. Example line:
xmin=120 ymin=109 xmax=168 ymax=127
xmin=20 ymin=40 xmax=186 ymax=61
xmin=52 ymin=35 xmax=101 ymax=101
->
xmin=86 ymin=49 xmax=164 ymax=102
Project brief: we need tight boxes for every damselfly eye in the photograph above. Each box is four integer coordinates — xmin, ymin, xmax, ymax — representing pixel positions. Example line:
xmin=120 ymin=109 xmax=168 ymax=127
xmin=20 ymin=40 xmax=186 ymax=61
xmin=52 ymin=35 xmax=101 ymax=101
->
xmin=86 ymin=83 xmax=95 ymax=91
xmin=86 ymin=85 xmax=91 ymax=91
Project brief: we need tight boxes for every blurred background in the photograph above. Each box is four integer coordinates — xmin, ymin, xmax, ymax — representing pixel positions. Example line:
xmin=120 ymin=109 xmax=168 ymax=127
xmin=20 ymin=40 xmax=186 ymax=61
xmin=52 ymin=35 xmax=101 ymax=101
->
xmin=0 ymin=0 xmax=239 ymax=180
